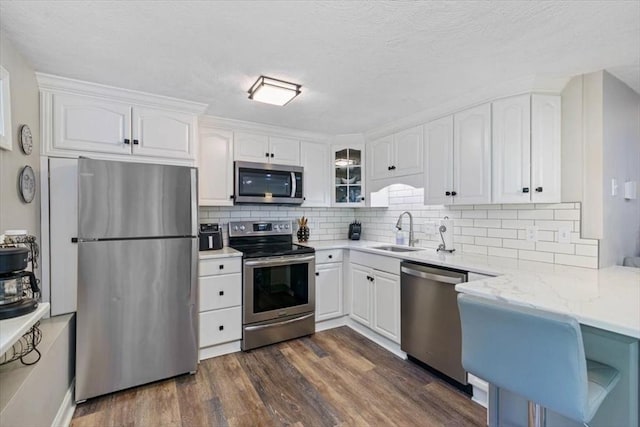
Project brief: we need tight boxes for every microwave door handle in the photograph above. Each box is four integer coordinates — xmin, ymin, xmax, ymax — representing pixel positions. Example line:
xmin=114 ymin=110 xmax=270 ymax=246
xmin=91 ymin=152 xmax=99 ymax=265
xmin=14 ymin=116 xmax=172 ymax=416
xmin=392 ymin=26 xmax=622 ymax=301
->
xmin=290 ymin=172 xmax=296 ymax=198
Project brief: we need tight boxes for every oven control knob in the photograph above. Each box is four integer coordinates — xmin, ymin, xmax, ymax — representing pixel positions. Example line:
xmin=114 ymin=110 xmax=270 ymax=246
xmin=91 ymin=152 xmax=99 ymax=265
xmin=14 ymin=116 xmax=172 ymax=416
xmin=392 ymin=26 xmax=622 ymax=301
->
xmin=233 ymin=226 xmax=239 ymax=231
xmin=239 ymin=225 xmax=246 ymax=231
xmin=284 ymin=224 xmax=289 ymax=229
xmin=278 ymin=224 xmax=283 ymax=230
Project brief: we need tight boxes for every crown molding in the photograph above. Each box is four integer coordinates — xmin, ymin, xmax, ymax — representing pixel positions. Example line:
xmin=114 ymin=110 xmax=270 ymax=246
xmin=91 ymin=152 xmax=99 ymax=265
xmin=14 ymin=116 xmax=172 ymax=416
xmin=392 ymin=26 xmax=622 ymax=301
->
xmin=199 ymin=114 xmax=331 ymax=142
xmin=35 ymin=72 xmax=208 ymax=114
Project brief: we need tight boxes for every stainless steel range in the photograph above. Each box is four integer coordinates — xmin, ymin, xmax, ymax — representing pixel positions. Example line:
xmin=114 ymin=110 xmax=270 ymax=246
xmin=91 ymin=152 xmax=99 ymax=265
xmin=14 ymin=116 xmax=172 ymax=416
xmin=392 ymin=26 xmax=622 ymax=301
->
xmin=228 ymin=220 xmax=315 ymax=350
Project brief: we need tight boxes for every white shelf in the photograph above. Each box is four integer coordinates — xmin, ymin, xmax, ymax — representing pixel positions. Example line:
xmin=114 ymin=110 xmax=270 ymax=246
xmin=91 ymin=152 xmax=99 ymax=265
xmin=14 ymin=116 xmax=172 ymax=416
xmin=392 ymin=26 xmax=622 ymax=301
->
xmin=0 ymin=303 xmax=50 ymax=355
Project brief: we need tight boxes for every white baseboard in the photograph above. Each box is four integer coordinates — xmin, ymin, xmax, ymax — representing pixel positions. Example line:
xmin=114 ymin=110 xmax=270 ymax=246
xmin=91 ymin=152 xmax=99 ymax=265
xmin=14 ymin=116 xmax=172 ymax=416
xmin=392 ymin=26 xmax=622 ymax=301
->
xmin=199 ymin=341 xmax=241 ymax=361
xmin=315 ymin=316 xmax=347 ymax=332
xmin=468 ymin=374 xmax=489 ymax=408
xmin=52 ymin=378 xmax=75 ymax=427
xmin=344 ymin=318 xmax=407 ymax=360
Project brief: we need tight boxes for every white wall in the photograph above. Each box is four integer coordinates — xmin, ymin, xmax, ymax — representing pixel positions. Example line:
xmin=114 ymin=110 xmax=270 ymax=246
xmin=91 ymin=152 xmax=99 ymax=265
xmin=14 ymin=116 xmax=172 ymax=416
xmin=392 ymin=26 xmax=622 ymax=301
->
xmin=0 ymin=33 xmax=41 ymax=240
xmin=600 ymin=71 xmax=640 ymax=266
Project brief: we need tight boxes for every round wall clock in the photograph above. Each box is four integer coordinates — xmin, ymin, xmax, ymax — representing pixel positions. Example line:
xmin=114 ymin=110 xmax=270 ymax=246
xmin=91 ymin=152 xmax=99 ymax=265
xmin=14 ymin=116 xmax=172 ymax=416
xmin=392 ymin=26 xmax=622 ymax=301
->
xmin=20 ymin=124 xmax=33 ymax=155
xmin=19 ymin=165 xmax=36 ymax=203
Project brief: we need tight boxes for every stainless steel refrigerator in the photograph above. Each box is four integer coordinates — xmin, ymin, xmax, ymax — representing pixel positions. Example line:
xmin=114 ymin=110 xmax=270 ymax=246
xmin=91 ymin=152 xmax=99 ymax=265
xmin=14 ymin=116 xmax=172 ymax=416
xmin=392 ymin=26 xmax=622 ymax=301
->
xmin=75 ymin=158 xmax=198 ymax=402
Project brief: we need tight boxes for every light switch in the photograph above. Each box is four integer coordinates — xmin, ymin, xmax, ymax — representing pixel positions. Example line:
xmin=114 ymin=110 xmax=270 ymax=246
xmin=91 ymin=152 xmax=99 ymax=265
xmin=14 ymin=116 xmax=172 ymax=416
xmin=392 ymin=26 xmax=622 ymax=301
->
xmin=525 ymin=226 xmax=538 ymax=242
xmin=558 ymin=226 xmax=571 ymax=244
xmin=624 ymin=181 xmax=637 ymax=200
xmin=424 ymin=222 xmax=437 ymax=235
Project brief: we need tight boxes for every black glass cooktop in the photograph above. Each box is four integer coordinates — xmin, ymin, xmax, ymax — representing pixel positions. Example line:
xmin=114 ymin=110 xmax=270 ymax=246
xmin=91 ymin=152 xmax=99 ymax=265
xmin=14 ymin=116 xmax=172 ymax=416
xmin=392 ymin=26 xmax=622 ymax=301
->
xmin=229 ymin=243 xmax=314 ymax=259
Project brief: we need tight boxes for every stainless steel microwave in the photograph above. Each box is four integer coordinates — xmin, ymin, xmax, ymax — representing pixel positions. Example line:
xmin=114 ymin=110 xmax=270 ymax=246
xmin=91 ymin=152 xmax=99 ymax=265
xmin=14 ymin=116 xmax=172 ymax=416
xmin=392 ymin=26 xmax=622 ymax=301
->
xmin=234 ymin=161 xmax=304 ymax=204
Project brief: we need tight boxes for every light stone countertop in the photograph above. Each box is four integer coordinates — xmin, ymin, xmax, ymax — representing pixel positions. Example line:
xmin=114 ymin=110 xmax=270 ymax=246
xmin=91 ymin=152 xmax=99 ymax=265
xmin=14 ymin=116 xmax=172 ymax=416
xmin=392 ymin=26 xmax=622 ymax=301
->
xmin=198 ymin=247 xmax=243 ymax=260
xmin=300 ymin=239 xmax=640 ymax=339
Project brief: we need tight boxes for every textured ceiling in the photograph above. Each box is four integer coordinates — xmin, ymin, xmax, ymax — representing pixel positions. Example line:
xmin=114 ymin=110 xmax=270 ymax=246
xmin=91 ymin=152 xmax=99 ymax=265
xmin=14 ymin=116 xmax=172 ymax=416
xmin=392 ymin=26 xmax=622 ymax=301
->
xmin=0 ymin=1 xmax=638 ymax=134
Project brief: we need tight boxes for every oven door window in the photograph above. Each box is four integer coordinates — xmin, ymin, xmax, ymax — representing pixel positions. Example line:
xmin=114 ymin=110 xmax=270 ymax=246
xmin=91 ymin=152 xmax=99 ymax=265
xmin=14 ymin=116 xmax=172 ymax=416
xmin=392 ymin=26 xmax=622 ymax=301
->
xmin=252 ymin=263 xmax=309 ymax=313
xmin=239 ymin=169 xmax=292 ymax=197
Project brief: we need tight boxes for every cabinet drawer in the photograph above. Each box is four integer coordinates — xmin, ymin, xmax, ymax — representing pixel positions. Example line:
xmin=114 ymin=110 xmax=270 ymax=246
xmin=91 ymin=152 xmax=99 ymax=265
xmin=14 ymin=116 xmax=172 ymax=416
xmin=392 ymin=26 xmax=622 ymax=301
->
xmin=200 ymin=257 xmax=241 ymax=276
xmin=199 ymin=306 xmax=242 ymax=348
xmin=315 ymin=249 xmax=343 ymax=264
xmin=350 ymin=250 xmax=401 ymax=275
xmin=199 ymin=273 xmax=242 ymax=311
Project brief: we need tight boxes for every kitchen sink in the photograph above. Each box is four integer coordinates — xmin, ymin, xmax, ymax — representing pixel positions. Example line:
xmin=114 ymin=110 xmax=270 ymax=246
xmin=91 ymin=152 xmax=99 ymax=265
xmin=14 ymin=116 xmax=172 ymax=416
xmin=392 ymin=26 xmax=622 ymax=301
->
xmin=371 ymin=245 xmax=422 ymax=253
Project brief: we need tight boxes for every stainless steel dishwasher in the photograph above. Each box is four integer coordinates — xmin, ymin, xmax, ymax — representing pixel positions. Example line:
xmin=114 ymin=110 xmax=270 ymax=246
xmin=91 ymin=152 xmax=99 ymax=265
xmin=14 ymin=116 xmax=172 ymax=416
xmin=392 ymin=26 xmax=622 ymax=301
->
xmin=400 ymin=261 xmax=468 ymax=386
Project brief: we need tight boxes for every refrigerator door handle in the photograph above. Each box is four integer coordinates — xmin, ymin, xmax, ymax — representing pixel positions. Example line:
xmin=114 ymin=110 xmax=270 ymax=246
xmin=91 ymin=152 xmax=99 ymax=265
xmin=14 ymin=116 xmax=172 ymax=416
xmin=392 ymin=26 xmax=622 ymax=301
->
xmin=190 ymin=168 xmax=198 ymax=237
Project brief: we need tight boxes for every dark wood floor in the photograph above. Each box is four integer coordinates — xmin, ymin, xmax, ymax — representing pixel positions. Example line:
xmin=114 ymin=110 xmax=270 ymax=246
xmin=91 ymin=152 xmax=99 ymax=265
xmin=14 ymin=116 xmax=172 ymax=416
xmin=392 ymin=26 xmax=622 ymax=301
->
xmin=71 ymin=326 xmax=486 ymax=427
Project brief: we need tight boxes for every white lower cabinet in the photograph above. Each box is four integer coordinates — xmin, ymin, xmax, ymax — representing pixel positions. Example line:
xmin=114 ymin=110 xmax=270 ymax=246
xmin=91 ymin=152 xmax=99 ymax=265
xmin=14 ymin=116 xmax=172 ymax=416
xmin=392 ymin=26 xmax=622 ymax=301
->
xmin=350 ymin=264 xmax=373 ymax=326
xmin=349 ymin=256 xmax=401 ymax=343
xmin=315 ymin=263 xmax=343 ymax=322
xmin=198 ymin=257 xmax=242 ymax=357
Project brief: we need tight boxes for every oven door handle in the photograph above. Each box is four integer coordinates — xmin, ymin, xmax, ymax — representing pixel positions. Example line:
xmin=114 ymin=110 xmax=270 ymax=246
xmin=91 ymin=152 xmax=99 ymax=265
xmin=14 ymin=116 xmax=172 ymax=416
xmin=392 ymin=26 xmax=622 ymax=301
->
xmin=244 ymin=255 xmax=315 ymax=267
xmin=244 ymin=313 xmax=315 ymax=332
xmin=290 ymin=172 xmax=297 ymax=198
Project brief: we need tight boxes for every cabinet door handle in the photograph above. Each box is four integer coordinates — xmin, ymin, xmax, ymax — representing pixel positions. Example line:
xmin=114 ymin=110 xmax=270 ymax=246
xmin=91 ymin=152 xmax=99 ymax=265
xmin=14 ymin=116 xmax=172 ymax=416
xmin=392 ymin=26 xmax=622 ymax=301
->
xmin=387 ymin=166 xmax=392 ymax=171
xmin=523 ymin=187 xmax=530 ymax=193
xmin=133 ymin=139 xmax=139 ymax=145
xmin=328 ymin=255 xmax=333 ymax=259
xmin=535 ymin=187 xmax=543 ymax=193
xmin=445 ymin=191 xmax=451 ymax=196
xmin=230 ymin=195 xmax=235 ymax=200
xmin=124 ymin=138 xmax=130 ymax=145
xmin=315 ymin=272 xmax=319 ymax=276
xmin=219 ymin=264 xmax=224 ymax=270
xmin=270 ymin=153 xmax=275 ymax=158
xmin=390 ymin=165 xmax=396 ymax=170
xmin=219 ymin=325 xmax=224 ymax=331
xmin=219 ymin=290 xmax=224 ymax=296
xmin=451 ymin=191 xmax=457 ymax=196
xmin=265 ymin=152 xmax=270 ymax=158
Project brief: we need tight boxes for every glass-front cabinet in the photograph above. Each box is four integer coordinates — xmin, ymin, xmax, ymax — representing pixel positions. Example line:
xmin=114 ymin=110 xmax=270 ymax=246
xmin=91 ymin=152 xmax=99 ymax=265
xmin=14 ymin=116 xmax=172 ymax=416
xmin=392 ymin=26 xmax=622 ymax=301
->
xmin=333 ymin=145 xmax=365 ymax=206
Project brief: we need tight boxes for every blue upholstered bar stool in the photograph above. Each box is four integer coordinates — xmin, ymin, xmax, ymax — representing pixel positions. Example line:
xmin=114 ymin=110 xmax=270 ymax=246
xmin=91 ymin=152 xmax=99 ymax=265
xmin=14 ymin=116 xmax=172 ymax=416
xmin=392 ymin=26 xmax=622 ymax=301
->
xmin=457 ymin=294 xmax=621 ymax=427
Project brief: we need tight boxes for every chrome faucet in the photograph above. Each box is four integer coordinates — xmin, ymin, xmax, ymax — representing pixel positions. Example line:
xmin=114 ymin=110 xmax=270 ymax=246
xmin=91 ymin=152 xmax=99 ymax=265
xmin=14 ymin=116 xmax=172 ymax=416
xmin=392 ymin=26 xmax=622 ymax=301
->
xmin=395 ymin=211 xmax=415 ymax=247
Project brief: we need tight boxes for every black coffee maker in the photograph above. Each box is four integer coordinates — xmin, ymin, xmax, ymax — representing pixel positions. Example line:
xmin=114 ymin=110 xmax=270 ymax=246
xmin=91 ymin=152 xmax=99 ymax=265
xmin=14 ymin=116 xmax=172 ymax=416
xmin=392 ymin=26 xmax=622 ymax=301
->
xmin=0 ymin=247 xmax=39 ymax=320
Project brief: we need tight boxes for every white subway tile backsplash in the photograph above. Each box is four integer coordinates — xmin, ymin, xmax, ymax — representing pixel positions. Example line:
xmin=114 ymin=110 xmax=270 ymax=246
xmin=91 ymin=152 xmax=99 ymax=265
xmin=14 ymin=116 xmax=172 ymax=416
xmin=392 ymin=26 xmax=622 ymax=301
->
xmin=554 ymin=209 xmax=580 ymax=221
xmin=200 ymin=184 xmax=599 ymax=268
xmin=518 ymin=209 xmax=554 ymax=220
xmin=503 ymin=239 xmax=536 ymax=250
xmin=488 ymin=247 xmax=518 ymax=259
xmin=518 ymin=250 xmax=554 ymax=263
xmin=488 ymin=228 xmax=518 ymax=239
xmin=535 ymin=241 xmax=575 ymax=254
xmin=554 ymin=254 xmax=599 ymax=269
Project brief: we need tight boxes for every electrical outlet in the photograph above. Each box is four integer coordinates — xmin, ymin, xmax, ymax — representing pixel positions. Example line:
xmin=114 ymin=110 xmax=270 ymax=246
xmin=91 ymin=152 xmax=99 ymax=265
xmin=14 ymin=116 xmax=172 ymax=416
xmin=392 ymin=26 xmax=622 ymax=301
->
xmin=424 ymin=222 xmax=437 ymax=235
xmin=611 ymin=178 xmax=618 ymax=196
xmin=525 ymin=226 xmax=539 ymax=242
xmin=557 ymin=226 xmax=571 ymax=244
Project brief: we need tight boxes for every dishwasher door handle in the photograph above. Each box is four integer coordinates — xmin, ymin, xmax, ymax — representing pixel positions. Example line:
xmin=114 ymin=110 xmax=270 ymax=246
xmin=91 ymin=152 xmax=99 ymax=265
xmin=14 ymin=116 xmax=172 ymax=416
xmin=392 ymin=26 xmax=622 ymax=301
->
xmin=401 ymin=267 xmax=465 ymax=284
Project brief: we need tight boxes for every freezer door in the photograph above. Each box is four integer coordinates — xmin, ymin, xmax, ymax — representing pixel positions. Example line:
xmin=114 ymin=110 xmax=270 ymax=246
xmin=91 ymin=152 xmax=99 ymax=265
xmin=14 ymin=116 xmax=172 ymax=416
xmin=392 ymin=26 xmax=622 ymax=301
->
xmin=76 ymin=237 xmax=198 ymax=402
xmin=78 ymin=158 xmax=197 ymax=239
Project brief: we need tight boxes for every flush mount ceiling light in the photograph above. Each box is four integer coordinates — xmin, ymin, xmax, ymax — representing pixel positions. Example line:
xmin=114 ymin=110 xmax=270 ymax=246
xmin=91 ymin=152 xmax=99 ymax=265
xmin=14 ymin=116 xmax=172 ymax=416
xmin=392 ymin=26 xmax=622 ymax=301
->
xmin=248 ymin=75 xmax=301 ymax=106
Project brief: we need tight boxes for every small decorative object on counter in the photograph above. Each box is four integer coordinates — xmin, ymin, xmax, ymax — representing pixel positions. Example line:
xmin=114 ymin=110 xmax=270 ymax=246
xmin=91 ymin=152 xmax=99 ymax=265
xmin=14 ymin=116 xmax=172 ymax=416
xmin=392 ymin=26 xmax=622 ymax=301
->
xmin=348 ymin=220 xmax=361 ymax=240
xmin=297 ymin=217 xmax=309 ymax=242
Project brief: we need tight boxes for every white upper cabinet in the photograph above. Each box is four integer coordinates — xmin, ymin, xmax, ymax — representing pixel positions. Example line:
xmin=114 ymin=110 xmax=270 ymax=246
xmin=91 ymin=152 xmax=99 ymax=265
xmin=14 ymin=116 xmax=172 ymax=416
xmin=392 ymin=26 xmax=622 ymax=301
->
xmin=394 ymin=126 xmax=423 ymax=177
xmin=492 ymin=94 xmax=561 ymax=204
xmin=269 ymin=136 xmax=301 ymax=165
xmin=52 ymin=93 xmax=132 ymax=155
xmin=424 ymin=104 xmax=491 ymax=205
xmin=234 ymin=132 xmax=270 ymax=162
xmin=424 ymin=116 xmax=454 ymax=205
xmin=492 ymin=95 xmax=531 ymax=203
xmin=300 ymin=141 xmax=331 ymax=207
xmin=531 ymin=94 xmax=561 ymax=203
xmin=333 ymin=145 xmax=366 ymax=206
xmin=131 ymin=107 xmax=195 ymax=160
xmin=198 ymin=126 xmax=234 ymax=206
xmin=39 ymin=74 xmax=205 ymax=164
xmin=453 ymin=104 xmax=492 ymax=205
xmin=370 ymin=135 xmax=394 ymax=180
xmin=370 ymin=126 xmax=423 ymax=181
xmin=234 ymin=132 xmax=300 ymax=165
